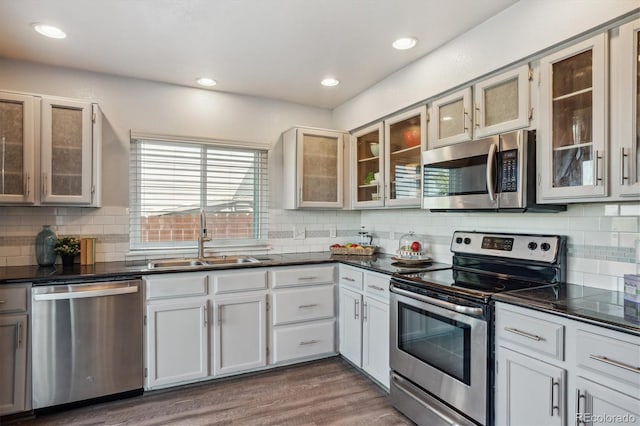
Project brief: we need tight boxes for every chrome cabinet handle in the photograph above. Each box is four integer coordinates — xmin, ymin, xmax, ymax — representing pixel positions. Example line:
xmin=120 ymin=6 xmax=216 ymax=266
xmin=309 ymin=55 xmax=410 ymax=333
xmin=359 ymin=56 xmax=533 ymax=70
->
xmin=595 ymin=150 xmax=604 ymax=185
xmin=298 ymin=304 xmax=317 ymax=309
xmin=589 ymin=355 xmax=640 ymax=374
xmin=0 ymin=300 xmax=5 ymax=304
xmin=550 ymin=378 xmax=560 ymax=416
xmin=391 ymin=284 xmax=483 ymax=317
xmin=504 ymin=327 xmax=543 ymax=341
xmin=354 ymin=299 xmax=359 ymax=320
xmin=25 ymin=173 xmax=30 ymax=196
xmin=474 ymin=104 xmax=481 ymax=128
xmin=297 ymin=276 xmax=318 ymax=281
xmin=363 ymin=302 xmax=368 ymax=321
xmin=299 ymin=340 xmax=319 ymax=346
xmin=341 ymin=277 xmax=355 ymax=282
xmin=367 ymin=284 xmax=385 ymax=292
xmin=486 ymin=143 xmax=497 ymax=202
xmin=463 ymin=109 xmax=470 ymax=132
xmin=621 ymin=147 xmax=629 ymax=185
xmin=576 ymin=390 xmax=586 ymax=426
xmin=16 ymin=321 xmax=23 ymax=348
xmin=203 ymin=305 xmax=207 ymax=328
xmin=42 ymin=173 xmax=48 ymax=196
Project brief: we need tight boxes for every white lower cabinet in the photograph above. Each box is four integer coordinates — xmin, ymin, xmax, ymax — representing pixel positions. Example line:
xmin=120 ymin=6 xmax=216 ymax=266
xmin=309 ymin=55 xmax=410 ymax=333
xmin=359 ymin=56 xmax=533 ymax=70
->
xmin=338 ymin=265 xmax=390 ymax=390
xmin=213 ymin=293 xmax=267 ymax=376
xmin=272 ymin=319 xmax=335 ymax=364
xmin=495 ymin=302 xmax=640 ymax=426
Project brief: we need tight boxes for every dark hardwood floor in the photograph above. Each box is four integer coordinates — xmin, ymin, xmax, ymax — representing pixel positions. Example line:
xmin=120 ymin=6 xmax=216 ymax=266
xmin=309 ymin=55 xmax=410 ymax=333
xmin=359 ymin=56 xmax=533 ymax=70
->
xmin=13 ymin=357 xmax=412 ymax=425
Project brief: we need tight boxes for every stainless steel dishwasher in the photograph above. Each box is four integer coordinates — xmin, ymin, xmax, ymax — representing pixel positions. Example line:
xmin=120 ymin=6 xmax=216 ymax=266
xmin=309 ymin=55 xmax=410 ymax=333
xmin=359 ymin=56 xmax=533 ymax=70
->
xmin=31 ymin=279 xmax=143 ymax=409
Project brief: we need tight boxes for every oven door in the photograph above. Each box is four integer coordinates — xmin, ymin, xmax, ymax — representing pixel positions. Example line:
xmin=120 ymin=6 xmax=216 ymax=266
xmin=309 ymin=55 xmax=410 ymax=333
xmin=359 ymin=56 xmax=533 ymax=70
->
xmin=422 ymin=135 xmax=499 ymax=210
xmin=390 ymin=284 xmax=487 ymax=425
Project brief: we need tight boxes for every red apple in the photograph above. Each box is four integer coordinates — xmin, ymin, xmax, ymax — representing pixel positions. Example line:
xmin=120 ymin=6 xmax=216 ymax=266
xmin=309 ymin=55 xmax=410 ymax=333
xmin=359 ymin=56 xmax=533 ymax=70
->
xmin=410 ymin=241 xmax=421 ymax=252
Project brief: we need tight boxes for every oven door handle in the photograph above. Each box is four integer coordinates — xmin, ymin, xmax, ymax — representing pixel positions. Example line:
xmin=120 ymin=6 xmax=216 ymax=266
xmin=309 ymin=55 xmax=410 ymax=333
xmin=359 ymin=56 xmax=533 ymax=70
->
xmin=390 ymin=284 xmax=484 ymax=317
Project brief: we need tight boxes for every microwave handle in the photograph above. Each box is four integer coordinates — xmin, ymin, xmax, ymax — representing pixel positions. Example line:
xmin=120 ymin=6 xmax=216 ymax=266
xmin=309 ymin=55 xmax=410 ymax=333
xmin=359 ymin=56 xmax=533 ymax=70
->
xmin=486 ymin=143 xmax=498 ymax=202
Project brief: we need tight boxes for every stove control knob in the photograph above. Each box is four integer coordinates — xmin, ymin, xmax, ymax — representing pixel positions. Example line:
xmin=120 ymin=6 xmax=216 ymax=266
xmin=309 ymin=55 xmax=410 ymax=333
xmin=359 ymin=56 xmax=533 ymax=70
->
xmin=541 ymin=242 xmax=551 ymax=252
xmin=528 ymin=242 xmax=538 ymax=250
xmin=455 ymin=237 xmax=463 ymax=244
xmin=463 ymin=237 xmax=471 ymax=245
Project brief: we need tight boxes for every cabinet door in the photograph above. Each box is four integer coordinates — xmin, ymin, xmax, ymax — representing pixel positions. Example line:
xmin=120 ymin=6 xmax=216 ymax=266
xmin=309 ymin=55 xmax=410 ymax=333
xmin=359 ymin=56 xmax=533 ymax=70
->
xmin=213 ymin=293 xmax=266 ymax=376
xmin=40 ymin=97 xmax=95 ymax=205
xmin=496 ymin=347 xmax=566 ymax=426
xmin=538 ymin=34 xmax=607 ymax=200
xmin=338 ymin=287 xmax=362 ymax=366
xmin=613 ymin=19 xmax=640 ymax=198
xmin=384 ymin=106 xmax=425 ymax=208
xmin=576 ymin=377 xmax=640 ymax=426
xmin=146 ymin=300 xmax=208 ymax=389
xmin=297 ymin=128 xmax=344 ymax=208
xmin=362 ymin=297 xmax=389 ymax=389
xmin=429 ymin=87 xmax=473 ymax=148
xmin=352 ymin=123 xmax=384 ymax=208
xmin=0 ymin=92 xmax=35 ymax=204
xmin=0 ymin=314 xmax=27 ymax=415
xmin=474 ymin=65 xmax=531 ymax=138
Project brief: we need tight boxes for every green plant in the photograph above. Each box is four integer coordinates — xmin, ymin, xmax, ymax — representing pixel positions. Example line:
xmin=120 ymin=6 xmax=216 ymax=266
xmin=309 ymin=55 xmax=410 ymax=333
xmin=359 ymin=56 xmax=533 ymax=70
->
xmin=364 ymin=171 xmax=375 ymax=185
xmin=55 ymin=236 xmax=80 ymax=256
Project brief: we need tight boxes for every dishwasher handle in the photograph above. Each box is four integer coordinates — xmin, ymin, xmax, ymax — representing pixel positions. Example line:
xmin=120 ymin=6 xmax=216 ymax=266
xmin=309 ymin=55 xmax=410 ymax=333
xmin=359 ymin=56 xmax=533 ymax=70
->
xmin=33 ymin=285 xmax=139 ymax=301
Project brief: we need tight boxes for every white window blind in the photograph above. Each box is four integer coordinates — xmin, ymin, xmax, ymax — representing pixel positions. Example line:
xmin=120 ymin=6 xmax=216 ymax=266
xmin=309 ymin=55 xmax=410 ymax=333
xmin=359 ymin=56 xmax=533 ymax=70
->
xmin=129 ymin=137 xmax=269 ymax=251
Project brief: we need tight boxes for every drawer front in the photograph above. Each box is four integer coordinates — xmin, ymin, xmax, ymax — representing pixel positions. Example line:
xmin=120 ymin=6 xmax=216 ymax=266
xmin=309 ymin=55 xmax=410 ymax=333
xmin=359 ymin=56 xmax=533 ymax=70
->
xmin=270 ymin=265 xmax=335 ymax=288
xmin=363 ymin=272 xmax=389 ymax=302
xmin=211 ymin=269 xmax=267 ymax=294
xmin=145 ymin=273 xmax=208 ymax=300
xmin=576 ymin=328 xmax=640 ymax=391
xmin=272 ymin=285 xmax=334 ymax=325
xmin=272 ymin=320 xmax=335 ymax=364
xmin=496 ymin=307 xmax=564 ymax=360
xmin=0 ymin=286 xmax=29 ymax=313
xmin=338 ymin=266 xmax=363 ymax=291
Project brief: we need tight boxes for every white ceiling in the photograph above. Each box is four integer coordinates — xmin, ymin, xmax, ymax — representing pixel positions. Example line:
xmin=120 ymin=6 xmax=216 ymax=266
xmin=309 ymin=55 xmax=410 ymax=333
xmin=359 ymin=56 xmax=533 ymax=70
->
xmin=0 ymin=0 xmax=519 ymax=109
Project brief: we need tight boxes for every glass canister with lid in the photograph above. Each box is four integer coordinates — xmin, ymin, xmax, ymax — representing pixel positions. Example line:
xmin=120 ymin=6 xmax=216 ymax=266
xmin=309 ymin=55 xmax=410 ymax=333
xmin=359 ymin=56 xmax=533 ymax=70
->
xmin=396 ymin=231 xmax=429 ymax=260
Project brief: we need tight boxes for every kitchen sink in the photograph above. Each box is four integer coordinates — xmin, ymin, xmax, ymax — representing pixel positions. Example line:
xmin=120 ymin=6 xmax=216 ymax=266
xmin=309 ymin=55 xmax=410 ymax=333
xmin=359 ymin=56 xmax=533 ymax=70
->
xmin=147 ymin=256 xmax=262 ymax=270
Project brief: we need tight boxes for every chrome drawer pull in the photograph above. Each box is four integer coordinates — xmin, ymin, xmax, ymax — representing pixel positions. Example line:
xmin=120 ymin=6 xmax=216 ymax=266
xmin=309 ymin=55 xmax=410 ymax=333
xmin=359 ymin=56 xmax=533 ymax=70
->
xmin=297 ymin=276 xmax=318 ymax=281
xmin=298 ymin=304 xmax=318 ymax=309
xmin=589 ymin=355 xmax=640 ymax=374
xmin=341 ymin=277 xmax=355 ymax=282
xmin=299 ymin=340 xmax=319 ymax=346
xmin=504 ymin=327 xmax=543 ymax=341
xmin=550 ymin=378 xmax=560 ymax=416
xmin=367 ymin=285 xmax=385 ymax=291
xmin=0 ymin=300 xmax=5 ymax=304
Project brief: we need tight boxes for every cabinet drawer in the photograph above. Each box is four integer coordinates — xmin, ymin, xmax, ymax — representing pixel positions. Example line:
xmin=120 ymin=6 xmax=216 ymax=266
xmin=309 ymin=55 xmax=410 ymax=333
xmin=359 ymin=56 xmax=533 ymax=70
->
xmin=0 ymin=286 xmax=28 ymax=313
xmin=144 ymin=273 xmax=208 ymax=300
xmin=210 ymin=269 xmax=267 ymax=294
xmin=270 ymin=265 xmax=335 ymax=288
xmin=363 ymin=272 xmax=389 ymax=302
xmin=576 ymin=328 xmax=640 ymax=391
xmin=272 ymin=320 xmax=335 ymax=364
xmin=339 ymin=266 xmax=363 ymax=291
xmin=496 ymin=307 xmax=564 ymax=360
xmin=272 ymin=285 xmax=334 ymax=325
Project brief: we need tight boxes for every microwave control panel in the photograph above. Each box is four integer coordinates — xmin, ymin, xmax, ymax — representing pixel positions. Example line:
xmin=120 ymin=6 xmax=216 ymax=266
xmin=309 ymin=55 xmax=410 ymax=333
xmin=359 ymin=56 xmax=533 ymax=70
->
xmin=500 ymin=149 xmax=518 ymax=192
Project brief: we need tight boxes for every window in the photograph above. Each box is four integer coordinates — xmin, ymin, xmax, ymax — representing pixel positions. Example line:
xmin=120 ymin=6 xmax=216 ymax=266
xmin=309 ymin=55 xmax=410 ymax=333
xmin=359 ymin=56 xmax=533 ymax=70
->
xmin=129 ymin=135 xmax=269 ymax=251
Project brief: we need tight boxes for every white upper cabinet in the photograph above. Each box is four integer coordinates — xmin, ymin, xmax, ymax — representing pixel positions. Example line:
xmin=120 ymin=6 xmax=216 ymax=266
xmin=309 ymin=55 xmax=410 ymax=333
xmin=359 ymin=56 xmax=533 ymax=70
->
xmin=351 ymin=107 xmax=425 ymax=209
xmin=282 ymin=127 xmax=346 ymax=209
xmin=0 ymin=92 xmax=102 ymax=207
xmin=429 ymin=65 xmax=531 ymax=148
xmin=537 ymin=34 xmax=608 ymax=201
xmin=611 ymin=18 xmax=640 ymax=199
xmin=351 ymin=122 xmax=384 ymax=208
xmin=0 ymin=92 xmax=36 ymax=205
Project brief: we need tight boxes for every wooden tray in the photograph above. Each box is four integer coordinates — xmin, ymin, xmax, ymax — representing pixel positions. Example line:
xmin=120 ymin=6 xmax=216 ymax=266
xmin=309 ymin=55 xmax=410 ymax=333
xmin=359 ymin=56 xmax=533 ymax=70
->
xmin=330 ymin=246 xmax=377 ymax=256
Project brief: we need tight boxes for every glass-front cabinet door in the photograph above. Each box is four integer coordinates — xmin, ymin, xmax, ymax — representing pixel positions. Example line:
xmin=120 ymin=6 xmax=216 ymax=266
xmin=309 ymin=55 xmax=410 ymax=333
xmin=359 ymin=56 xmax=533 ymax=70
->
xmin=538 ymin=34 xmax=607 ymax=200
xmin=384 ymin=106 xmax=425 ymax=207
xmin=40 ymin=97 xmax=95 ymax=205
xmin=0 ymin=92 xmax=35 ymax=204
xmin=297 ymin=128 xmax=344 ymax=208
xmin=352 ymin=123 xmax=384 ymax=208
xmin=474 ymin=65 xmax=531 ymax=138
xmin=429 ymin=87 xmax=472 ymax=148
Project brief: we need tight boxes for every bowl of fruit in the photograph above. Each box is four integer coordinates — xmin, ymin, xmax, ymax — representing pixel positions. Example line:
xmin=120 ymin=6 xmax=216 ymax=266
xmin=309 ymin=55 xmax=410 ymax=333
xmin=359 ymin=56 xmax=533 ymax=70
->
xmin=330 ymin=243 xmax=377 ymax=256
xmin=393 ymin=231 xmax=431 ymax=264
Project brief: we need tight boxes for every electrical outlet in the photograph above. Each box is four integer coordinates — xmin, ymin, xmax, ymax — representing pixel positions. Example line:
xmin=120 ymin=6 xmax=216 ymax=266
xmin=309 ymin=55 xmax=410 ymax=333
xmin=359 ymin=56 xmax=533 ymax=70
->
xmin=390 ymin=231 xmax=395 ymax=240
xmin=329 ymin=226 xmax=337 ymax=238
xmin=293 ymin=225 xmax=305 ymax=240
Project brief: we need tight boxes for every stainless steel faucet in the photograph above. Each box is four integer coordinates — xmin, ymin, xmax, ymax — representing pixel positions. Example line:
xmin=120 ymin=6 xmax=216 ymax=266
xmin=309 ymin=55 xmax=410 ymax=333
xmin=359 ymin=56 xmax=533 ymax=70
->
xmin=198 ymin=208 xmax=211 ymax=260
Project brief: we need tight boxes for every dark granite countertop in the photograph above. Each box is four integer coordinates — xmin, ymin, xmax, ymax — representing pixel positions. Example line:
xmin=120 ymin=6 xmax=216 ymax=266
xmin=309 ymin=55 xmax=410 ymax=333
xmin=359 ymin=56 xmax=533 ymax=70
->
xmin=0 ymin=252 xmax=450 ymax=285
xmin=494 ymin=283 xmax=640 ymax=336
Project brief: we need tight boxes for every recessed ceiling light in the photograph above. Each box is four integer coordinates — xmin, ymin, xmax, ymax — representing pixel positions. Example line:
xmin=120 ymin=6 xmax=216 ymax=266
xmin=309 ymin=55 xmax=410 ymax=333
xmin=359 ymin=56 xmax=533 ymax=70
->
xmin=32 ymin=23 xmax=66 ymax=39
xmin=392 ymin=37 xmax=418 ymax=50
xmin=196 ymin=77 xmax=217 ymax=87
xmin=321 ymin=78 xmax=339 ymax=87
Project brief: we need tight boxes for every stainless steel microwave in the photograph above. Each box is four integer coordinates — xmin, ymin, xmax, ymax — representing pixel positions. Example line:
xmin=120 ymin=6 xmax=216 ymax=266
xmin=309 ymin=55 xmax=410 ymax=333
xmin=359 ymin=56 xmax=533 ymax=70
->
xmin=422 ymin=130 xmax=565 ymax=212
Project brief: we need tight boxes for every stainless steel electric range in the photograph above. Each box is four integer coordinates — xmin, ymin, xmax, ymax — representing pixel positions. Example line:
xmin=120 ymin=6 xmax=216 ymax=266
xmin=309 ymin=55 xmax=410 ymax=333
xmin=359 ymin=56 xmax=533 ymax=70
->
xmin=389 ymin=231 xmax=567 ymax=426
